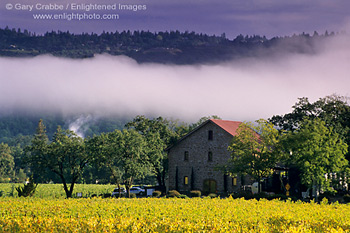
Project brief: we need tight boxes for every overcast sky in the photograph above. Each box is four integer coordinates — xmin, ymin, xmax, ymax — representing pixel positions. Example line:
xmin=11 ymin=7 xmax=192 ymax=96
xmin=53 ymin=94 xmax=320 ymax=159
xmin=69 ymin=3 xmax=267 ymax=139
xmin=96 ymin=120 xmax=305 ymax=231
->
xmin=1 ymin=0 xmax=350 ymax=38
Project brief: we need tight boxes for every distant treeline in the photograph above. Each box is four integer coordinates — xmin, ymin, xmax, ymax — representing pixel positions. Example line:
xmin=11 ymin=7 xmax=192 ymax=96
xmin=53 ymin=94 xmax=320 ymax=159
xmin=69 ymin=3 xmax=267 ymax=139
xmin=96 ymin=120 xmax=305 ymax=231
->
xmin=0 ymin=27 xmax=338 ymax=64
xmin=0 ymin=114 xmax=128 ymax=147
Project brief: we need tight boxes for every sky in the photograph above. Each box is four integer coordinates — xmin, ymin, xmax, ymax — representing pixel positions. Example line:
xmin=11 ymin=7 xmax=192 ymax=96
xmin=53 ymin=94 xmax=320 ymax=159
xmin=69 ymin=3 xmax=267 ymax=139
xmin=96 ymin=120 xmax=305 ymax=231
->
xmin=1 ymin=0 xmax=350 ymax=124
xmin=1 ymin=0 xmax=350 ymax=38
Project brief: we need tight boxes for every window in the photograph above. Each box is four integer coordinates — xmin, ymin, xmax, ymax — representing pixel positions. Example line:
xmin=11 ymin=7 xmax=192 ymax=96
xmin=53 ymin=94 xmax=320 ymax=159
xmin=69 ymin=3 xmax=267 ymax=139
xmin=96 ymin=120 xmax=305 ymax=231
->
xmin=184 ymin=151 xmax=189 ymax=161
xmin=184 ymin=176 xmax=189 ymax=185
xmin=232 ymin=177 xmax=237 ymax=186
xmin=208 ymin=130 xmax=213 ymax=140
xmin=208 ymin=151 xmax=213 ymax=162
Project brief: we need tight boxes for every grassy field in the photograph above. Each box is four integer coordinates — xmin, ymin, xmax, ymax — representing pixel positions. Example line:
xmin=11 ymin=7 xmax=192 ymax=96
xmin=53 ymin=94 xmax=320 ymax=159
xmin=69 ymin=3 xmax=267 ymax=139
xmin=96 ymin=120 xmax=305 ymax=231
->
xmin=0 ymin=183 xmax=117 ymax=198
xmin=1 ymin=196 xmax=350 ymax=232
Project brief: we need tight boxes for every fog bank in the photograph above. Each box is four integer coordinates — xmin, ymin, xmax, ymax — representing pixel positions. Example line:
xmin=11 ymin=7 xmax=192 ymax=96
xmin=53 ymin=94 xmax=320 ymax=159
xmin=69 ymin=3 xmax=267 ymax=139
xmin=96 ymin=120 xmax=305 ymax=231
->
xmin=1 ymin=35 xmax=349 ymax=122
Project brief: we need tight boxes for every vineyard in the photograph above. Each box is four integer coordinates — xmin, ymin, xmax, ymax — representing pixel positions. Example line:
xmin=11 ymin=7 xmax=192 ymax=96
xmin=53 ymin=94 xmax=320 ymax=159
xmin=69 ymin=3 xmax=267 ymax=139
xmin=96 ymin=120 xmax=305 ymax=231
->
xmin=0 ymin=183 xmax=116 ymax=198
xmin=1 ymin=196 xmax=350 ymax=232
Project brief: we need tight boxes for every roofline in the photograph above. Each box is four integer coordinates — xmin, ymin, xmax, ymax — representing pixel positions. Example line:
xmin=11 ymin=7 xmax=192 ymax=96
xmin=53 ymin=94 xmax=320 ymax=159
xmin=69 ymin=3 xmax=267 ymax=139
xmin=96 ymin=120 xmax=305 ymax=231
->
xmin=165 ymin=119 xmax=241 ymax=151
xmin=210 ymin=119 xmax=242 ymax=136
xmin=165 ymin=119 xmax=211 ymax=151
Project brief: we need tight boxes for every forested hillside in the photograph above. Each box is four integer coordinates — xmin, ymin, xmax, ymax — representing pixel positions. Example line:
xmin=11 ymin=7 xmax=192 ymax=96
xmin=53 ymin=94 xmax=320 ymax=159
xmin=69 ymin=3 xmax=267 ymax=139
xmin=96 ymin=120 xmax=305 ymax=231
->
xmin=0 ymin=27 xmax=335 ymax=64
xmin=0 ymin=114 xmax=128 ymax=146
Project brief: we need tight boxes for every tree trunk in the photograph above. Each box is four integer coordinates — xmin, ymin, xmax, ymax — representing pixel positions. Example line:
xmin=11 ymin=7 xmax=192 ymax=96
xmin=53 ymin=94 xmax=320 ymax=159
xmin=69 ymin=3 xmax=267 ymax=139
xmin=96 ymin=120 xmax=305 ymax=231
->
xmin=257 ymin=176 xmax=261 ymax=193
xmin=62 ymin=181 xmax=71 ymax=198
xmin=117 ymin=183 xmax=122 ymax=198
xmin=125 ymin=177 xmax=133 ymax=198
xmin=156 ymin=172 xmax=166 ymax=194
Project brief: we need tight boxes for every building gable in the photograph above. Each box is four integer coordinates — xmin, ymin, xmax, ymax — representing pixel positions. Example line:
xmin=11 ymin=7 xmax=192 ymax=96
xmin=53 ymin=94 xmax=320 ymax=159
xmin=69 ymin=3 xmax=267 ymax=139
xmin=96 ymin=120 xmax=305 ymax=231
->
xmin=166 ymin=119 xmax=242 ymax=152
xmin=167 ymin=119 xmax=245 ymax=194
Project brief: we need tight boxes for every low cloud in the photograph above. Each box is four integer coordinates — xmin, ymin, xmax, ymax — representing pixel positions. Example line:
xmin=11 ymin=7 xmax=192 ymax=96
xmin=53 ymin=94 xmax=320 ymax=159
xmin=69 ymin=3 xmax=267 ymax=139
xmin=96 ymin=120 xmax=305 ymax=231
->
xmin=0 ymin=34 xmax=350 ymax=122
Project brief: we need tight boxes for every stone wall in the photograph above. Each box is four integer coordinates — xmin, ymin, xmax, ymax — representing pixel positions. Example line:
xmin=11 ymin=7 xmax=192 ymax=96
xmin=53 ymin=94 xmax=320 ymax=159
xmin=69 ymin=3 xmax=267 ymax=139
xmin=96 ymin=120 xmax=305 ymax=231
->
xmin=167 ymin=121 xmax=244 ymax=195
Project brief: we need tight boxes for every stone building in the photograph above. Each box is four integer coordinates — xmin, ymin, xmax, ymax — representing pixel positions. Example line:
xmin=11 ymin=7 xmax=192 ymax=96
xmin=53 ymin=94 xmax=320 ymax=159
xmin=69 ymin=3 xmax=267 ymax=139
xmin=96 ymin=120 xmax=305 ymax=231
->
xmin=167 ymin=119 xmax=251 ymax=195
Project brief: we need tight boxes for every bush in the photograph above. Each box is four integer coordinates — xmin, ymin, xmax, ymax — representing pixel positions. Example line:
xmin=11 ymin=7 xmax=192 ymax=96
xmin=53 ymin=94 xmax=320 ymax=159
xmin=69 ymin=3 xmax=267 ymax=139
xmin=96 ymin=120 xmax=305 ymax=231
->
xmin=190 ymin=190 xmax=201 ymax=197
xmin=179 ymin=194 xmax=188 ymax=199
xmin=319 ymin=191 xmax=336 ymax=201
xmin=267 ymin=194 xmax=289 ymax=200
xmin=16 ymin=175 xmax=38 ymax=197
xmin=152 ymin=190 xmax=162 ymax=198
xmin=231 ymin=192 xmax=254 ymax=200
xmin=129 ymin=193 xmax=136 ymax=198
xmin=208 ymin=193 xmax=218 ymax=198
xmin=167 ymin=190 xmax=181 ymax=198
xmin=253 ymin=192 xmax=269 ymax=200
xmin=343 ymin=194 xmax=350 ymax=203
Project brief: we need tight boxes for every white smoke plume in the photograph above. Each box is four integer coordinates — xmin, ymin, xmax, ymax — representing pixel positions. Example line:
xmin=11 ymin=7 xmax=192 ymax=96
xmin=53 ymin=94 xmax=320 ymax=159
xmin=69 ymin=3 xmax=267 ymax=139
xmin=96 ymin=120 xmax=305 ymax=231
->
xmin=68 ymin=114 xmax=94 ymax=138
xmin=0 ymin=34 xmax=349 ymax=123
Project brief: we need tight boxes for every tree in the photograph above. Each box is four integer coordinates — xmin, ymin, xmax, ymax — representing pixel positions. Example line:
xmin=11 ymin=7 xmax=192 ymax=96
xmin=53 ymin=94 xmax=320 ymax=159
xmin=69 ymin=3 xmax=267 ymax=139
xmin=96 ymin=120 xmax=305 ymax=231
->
xmin=86 ymin=131 xmax=125 ymax=196
xmin=0 ymin=143 xmax=14 ymax=180
xmin=226 ymin=119 xmax=282 ymax=193
xmin=282 ymin=118 xmax=348 ymax=197
xmin=26 ymin=120 xmax=90 ymax=198
xmin=125 ymin=116 xmax=181 ymax=192
xmin=24 ymin=119 xmax=52 ymax=182
xmin=188 ymin=115 xmax=221 ymax=131
xmin=269 ymin=95 xmax=350 ymax=158
xmin=117 ymin=129 xmax=149 ymax=197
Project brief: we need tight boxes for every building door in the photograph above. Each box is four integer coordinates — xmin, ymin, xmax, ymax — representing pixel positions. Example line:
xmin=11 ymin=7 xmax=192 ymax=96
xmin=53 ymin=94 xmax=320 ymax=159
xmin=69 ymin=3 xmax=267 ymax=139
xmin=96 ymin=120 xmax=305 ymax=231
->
xmin=203 ymin=179 xmax=217 ymax=194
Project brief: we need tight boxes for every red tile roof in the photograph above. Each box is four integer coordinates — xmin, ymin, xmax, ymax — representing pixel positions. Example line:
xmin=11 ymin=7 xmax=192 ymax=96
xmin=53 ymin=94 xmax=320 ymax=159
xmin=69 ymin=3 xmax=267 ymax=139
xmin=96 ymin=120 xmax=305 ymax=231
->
xmin=210 ymin=119 xmax=242 ymax=136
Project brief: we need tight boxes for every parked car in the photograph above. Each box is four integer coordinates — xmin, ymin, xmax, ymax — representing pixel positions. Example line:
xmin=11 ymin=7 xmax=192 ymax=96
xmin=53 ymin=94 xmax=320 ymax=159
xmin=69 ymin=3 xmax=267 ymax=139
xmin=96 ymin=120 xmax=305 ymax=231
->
xmin=129 ymin=187 xmax=145 ymax=195
xmin=111 ymin=188 xmax=126 ymax=197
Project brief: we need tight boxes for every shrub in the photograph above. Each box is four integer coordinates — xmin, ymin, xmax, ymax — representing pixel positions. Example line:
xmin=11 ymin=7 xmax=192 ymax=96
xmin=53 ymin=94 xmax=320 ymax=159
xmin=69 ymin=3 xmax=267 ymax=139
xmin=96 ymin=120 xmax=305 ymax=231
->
xmin=253 ymin=192 xmax=269 ymax=200
xmin=319 ymin=191 xmax=336 ymax=201
xmin=129 ymin=193 xmax=137 ymax=198
xmin=267 ymin=194 xmax=289 ymax=200
xmin=190 ymin=190 xmax=201 ymax=198
xmin=231 ymin=192 xmax=254 ymax=200
xmin=152 ymin=190 xmax=162 ymax=198
xmin=343 ymin=194 xmax=350 ymax=203
xmin=208 ymin=193 xmax=218 ymax=198
xmin=167 ymin=190 xmax=181 ymax=198
xmin=16 ymin=175 xmax=38 ymax=197
xmin=179 ymin=194 xmax=188 ymax=199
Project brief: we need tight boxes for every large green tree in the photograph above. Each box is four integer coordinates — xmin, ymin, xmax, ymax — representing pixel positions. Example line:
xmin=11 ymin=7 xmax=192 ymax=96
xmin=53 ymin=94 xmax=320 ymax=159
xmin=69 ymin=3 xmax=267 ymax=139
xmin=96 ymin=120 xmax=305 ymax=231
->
xmin=86 ymin=131 xmax=125 ymax=194
xmin=270 ymin=95 xmax=350 ymax=157
xmin=26 ymin=120 xmax=90 ymax=198
xmin=226 ymin=119 xmax=282 ymax=193
xmin=0 ymin=143 xmax=14 ymax=181
xmin=282 ymin=118 xmax=348 ymax=196
xmin=87 ymin=128 xmax=150 ymax=197
xmin=125 ymin=116 xmax=183 ymax=192
xmin=116 ymin=129 xmax=149 ymax=197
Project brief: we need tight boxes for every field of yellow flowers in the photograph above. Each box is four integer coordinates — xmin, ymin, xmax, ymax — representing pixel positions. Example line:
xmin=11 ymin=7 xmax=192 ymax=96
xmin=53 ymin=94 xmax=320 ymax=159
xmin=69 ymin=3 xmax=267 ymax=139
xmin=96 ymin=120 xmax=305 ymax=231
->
xmin=1 ymin=197 xmax=350 ymax=232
